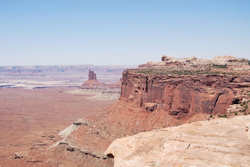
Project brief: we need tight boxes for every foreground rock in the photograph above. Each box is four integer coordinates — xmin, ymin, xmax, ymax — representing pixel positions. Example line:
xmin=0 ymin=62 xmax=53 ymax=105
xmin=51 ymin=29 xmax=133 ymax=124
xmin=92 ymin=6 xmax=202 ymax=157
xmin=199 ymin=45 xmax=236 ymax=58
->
xmin=106 ymin=115 xmax=250 ymax=167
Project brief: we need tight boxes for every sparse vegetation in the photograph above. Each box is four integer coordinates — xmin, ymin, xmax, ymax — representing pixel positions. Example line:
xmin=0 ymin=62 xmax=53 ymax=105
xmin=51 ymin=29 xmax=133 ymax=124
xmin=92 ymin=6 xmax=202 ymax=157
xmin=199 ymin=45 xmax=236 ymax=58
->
xmin=242 ymin=104 xmax=248 ymax=113
xmin=240 ymin=100 xmax=249 ymax=113
xmin=132 ymin=68 xmax=233 ymax=76
xmin=212 ymin=64 xmax=227 ymax=68
xmin=218 ymin=114 xmax=228 ymax=118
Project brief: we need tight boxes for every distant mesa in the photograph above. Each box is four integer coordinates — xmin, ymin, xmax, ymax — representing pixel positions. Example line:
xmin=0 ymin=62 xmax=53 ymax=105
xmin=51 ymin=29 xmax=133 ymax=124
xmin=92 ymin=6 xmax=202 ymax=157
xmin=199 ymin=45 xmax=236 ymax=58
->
xmin=81 ymin=70 xmax=104 ymax=89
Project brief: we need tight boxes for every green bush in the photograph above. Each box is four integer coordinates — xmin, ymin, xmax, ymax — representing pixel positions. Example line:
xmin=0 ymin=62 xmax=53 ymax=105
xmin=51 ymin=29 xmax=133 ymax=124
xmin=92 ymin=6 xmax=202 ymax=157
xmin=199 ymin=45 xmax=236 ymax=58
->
xmin=212 ymin=64 xmax=227 ymax=68
xmin=218 ymin=114 xmax=227 ymax=118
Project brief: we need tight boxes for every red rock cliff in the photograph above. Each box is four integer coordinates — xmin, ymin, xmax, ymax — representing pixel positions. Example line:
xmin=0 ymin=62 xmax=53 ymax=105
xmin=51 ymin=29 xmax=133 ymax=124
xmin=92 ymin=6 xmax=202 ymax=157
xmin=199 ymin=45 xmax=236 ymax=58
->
xmin=119 ymin=56 xmax=250 ymax=119
xmin=88 ymin=70 xmax=97 ymax=80
xmin=102 ymin=56 xmax=250 ymax=136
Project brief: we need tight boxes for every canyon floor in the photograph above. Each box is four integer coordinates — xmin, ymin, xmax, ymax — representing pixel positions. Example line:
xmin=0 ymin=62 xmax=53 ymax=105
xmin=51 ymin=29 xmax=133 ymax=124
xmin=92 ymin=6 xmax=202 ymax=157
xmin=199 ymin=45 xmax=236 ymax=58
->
xmin=0 ymin=87 xmax=116 ymax=167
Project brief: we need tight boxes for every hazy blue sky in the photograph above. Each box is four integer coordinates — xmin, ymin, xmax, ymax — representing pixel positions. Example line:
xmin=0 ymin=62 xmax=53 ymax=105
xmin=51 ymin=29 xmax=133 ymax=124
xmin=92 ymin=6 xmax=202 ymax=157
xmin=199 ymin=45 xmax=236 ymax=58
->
xmin=0 ymin=0 xmax=250 ymax=65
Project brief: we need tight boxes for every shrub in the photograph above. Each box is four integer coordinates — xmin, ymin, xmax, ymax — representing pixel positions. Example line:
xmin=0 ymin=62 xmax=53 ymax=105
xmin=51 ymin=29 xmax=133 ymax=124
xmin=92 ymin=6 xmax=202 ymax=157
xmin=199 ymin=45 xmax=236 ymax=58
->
xmin=212 ymin=64 xmax=227 ymax=68
xmin=218 ymin=114 xmax=227 ymax=118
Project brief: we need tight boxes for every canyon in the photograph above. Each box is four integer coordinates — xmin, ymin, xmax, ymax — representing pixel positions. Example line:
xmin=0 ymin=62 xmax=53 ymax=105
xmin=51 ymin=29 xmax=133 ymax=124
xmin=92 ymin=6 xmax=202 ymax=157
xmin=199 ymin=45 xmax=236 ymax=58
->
xmin=51 ymin=56 xmax=249 ymax=167
xmin=0 ymin=56 xmax=249 ymax=167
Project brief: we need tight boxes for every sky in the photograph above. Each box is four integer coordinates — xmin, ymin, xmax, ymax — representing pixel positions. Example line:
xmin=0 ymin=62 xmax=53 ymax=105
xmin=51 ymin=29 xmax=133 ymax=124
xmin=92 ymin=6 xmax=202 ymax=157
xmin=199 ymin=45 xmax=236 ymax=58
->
xmin=0 ymin=0 xmax=250 ymax=65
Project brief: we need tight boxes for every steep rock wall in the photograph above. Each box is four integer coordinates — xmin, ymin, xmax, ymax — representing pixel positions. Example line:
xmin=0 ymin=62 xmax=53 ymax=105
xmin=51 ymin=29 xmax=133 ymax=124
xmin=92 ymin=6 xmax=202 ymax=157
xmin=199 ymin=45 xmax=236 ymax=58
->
xmin=120 ymin=69 xmax=249 ymax=118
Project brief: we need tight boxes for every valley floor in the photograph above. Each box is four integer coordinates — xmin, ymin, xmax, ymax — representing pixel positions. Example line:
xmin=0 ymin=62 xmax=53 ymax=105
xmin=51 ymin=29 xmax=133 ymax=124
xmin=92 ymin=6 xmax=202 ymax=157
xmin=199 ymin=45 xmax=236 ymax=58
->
xmin=0 ymin=87 xmax=115 ymax=167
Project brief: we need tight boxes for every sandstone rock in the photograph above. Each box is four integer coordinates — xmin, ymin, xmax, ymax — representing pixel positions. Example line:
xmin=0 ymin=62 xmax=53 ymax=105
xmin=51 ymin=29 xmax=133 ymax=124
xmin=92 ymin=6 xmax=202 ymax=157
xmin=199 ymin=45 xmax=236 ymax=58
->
xmin=143 ymin=102 xmax=158 ymax=112
xmin=105 ymin=115 xmax=250 ymax=167
xmin=227 ymin=104 xmax=245 ymax=114
xmin=161 ymin=55 xmax=167 ymax=61
xmin=103 ymin=56 xmax=249 ymax=138
xmin=81 ymin=70 xmax=105 ymax=88
xmin=14 ymin=152 xmax=24 ymax=159
xmin=88 ymin=70 xmax=97 ymax=80
xmin=120 ymin=71 xmax=239 ymax=116
xmin=139 ymin=56 xmax=250 ymax=72
xmin=73 ymin=118 xmax=89 ymax=126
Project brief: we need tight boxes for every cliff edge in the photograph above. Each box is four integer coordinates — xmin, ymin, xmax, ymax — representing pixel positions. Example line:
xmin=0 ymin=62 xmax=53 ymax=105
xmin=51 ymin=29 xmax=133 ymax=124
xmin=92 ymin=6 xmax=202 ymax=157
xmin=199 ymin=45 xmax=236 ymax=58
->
xmin=104 ymin=56 xmax=249 ymax=131
xmin=105 ymin=115 xmax=250 ymax=167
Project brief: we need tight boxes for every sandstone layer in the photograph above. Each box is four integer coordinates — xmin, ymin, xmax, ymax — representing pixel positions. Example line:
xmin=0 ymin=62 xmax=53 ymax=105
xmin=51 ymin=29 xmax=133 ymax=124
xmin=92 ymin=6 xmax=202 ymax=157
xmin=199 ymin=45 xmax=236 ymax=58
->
xmin=105 ymin=115 xmax=250 ymax=167
xmin=121 ymin=69 xmax=250 ymax=115
xmin=118 ymin=56 xmax=249 ymax=122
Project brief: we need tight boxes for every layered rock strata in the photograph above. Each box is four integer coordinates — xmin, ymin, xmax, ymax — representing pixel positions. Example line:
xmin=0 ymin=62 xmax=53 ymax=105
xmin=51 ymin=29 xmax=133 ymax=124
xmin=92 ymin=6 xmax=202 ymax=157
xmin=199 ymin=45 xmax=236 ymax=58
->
xmin=121 ymin=69 xmax=250 ymax=117
xmin=120 ymin=56 xmax=250 ymax=119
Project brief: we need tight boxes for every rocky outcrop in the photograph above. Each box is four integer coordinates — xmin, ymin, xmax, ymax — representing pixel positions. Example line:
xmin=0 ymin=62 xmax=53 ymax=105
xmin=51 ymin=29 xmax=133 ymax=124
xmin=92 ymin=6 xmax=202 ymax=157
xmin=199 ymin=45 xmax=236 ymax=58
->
xmin=97 ymin=56 xmax=250 ymax=137
xmin=88 ymin=70 xmax=97 ymax=80
xmin=50 ymin=141 xmax=114 ymax=167
xmin=120 ymin=56 xmax=250 ymax=118
xmin=121 ymin=70 xmax=249 ymax=117
xmin=50 ymin=118 xmax=114 ymax=167
xmin=140 ymin=55 xmax=250 ymax=71
xmin=81 ymin=70 xmax=104 ymax=88
xmin=105 ymin=115 xmax=250 ymax=167
xmin=81 ymin=70 xmax=121 ymax=89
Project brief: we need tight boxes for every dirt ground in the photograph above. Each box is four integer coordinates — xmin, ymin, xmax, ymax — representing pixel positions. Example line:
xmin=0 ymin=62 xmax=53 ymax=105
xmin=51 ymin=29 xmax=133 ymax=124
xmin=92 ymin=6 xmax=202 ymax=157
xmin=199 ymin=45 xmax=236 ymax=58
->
xmin=0 ymin=87 xmax=115 ymax=167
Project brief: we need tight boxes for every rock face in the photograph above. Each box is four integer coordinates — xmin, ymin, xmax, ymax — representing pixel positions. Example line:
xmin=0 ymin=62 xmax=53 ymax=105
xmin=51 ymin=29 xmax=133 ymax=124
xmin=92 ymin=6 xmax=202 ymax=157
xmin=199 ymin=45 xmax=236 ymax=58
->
xmin=88 ymin=70 xmax=97 ymax=80
xmin=105 ymin=115 xmax=250 ymax=167
xmin=98 ymin=56 xmax=250 ymax=138
xmin=120 ymin=56 xmax=250 ymax=118
xmin=81 ymin=70 xmax=104 ymax=88
xmin=121 ymin=70 xmax=249 ymax=116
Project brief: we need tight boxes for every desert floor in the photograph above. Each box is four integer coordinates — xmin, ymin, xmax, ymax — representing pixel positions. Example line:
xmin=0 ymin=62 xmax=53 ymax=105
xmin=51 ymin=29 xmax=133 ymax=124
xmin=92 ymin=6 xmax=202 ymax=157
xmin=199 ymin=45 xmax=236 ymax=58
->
xmin=0 ymin=87 xmax=115 ymax=167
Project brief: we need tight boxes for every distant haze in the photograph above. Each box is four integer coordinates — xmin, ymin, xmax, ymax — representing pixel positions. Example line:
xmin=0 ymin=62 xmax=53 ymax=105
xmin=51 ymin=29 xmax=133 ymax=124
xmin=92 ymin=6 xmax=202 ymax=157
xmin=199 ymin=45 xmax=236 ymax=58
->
xmin=0 ymin=0 xmax=250 ymax=66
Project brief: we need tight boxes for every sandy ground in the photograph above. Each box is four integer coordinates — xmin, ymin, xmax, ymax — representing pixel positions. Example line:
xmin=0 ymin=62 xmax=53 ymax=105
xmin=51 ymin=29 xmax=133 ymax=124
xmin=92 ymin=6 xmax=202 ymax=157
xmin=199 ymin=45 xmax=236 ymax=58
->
xmin=65 ymin=88 xmax=120 ymax=100
xmin=0 ymin=87 xmax=115 ymax=167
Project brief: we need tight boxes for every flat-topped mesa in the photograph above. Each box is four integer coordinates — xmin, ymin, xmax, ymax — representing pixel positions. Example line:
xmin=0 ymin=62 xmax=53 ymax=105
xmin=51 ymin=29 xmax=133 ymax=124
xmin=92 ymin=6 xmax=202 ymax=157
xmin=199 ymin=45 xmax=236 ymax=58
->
xmin=120 ymin=56 xmax=250 ymax=118
xmin=88 ymin=70 xmax=97 ymax=80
